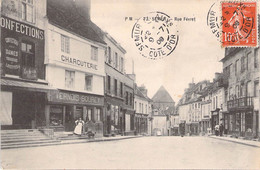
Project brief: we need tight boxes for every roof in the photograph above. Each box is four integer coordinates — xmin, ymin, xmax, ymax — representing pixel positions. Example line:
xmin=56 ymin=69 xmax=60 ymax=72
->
xmin=47 ymin=0 xmax=106 ymax=45
xmin=1 ymin=78 xmax=57 ymax=92
xmin=89 ymin=21 xmax=126 ymax=54
xmin=152 ymin=86 xmax=174 ymax=103
xmin=135 ymin=86 xmax=148 ymax=100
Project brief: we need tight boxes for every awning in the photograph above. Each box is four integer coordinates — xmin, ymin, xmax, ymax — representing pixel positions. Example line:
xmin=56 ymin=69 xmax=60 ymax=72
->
xmin=1 ymin=78 xmax=58 ymax=93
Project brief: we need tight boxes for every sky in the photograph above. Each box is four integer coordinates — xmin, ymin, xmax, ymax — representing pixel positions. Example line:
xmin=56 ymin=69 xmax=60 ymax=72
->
xmin=91 ymin=0 xmax=225 ymax=103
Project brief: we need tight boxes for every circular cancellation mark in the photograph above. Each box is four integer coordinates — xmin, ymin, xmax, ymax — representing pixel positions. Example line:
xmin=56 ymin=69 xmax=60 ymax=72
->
xmin=131 ymin=11 xmax=179 ymax=60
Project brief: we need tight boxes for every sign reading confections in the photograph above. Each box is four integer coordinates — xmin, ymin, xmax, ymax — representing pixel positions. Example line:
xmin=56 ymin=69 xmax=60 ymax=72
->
xmin=48 ymin=90 xmax=104 ymax=106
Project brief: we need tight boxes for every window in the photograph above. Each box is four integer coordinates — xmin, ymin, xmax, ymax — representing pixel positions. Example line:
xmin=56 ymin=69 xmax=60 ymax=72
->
xmin=115 ymin=52 xmax=118 ymax=68
xmin=107 ymin=75 xmax=111 ymax=93
xmin=85 ymin=75 xmax=93 ymax=91
xmin=87 ymin=109 xmax=92 ymax=121
xmin=65 ymin=70 xmax=75 ymax=89
xmin=120 ymin=57 xmax=124 ymax=72
xmin=145 ymin=104 xmax=147 ymax=114
xmin=96 ymin=108 xmax=101 ymax=121
xmin=241 ymin=56 xmax=245 ymax=73
xmin=254 ymin=48 xmax=259 ymax=68
xmin=22 ymin=0 xmax=35 ymax=23
xmin=61 ymin=35 xmax=70 ymax=53
xmin=235 ymin=85 xmax=240 ymax=98
xmin=21 ymin=41 xmax=35 ymax=67
xmin=120 ymin=82 xmax=123 ymax=97
xmin=125 ymin=92 xmax=129 ymax=105
xmin=114 ymin=79 xmax=117 ymax=96
xmin=246 ymin=53 xmax=250 ymax=70
xmin=134 ymin=101 xmax=137 ymax=110
xmin=91 ymin=46 xmax=98 ymax=61
xmin=216 ymin=96 xmax=218 ymax=108
xmin=139 ymin=103 xmax=141 ymax=113
xmin=254 ymin=81 xmax=259 ymax=97
xmin=129 ymin=93 xmax=132 ymax=106
xmin=235 ymin=59 xmax=239 ymax=75
xmin=108 ymin=47 xmax=112 ymax=64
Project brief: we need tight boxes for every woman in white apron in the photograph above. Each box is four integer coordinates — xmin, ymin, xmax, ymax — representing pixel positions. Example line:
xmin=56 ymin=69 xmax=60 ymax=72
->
xmin=74 ymin=118 xmax=84 ymax=136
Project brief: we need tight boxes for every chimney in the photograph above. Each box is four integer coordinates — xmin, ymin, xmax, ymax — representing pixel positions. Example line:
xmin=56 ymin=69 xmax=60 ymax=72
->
xmin=75 ymin=0 xmax=91 ymax=20
xmin=139 ymin=85 xmax=148 ymax=96
xmin=215 ymin=72 xmax=221 ymax=80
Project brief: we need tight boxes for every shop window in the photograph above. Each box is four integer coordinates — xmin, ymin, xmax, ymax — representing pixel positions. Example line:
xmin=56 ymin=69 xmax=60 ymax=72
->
xmin=61 ymin=35 xmax=70 ymax=53
xmin=114 ymin=79 xmax=117 ymax=96
xmin=245 ymin=112 xmax=253 ymax=132
xmin=91 ymin=46 xmax=98 ymax=61
xmin=21 ymin=41 xmax=35 ymax=67
xmin=22 ymin=0 xmax=35 ymax=23
xmin=85 ymin=75 xmax=93 ymax=91
xmin=86 ymin=108 xmax=92 ymax=121
xmin=107 ymin=75 xmax=111 ymax=93
xmin=65 ymin=70 xmax=75 ymax=89
xmin=96 ymin=108 xmax=101 ymax=121
xmin=115 ymin=106 xmax=119 ymax=125
xmin=50 ymin=106 xmax=63 ymax=126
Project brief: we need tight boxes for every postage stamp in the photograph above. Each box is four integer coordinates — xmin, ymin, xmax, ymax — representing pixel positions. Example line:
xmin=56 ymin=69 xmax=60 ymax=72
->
xmin=221 ymin=1 xmax=258 ymax=47
xmin=131 ymin=11 xmax=179 ymax=60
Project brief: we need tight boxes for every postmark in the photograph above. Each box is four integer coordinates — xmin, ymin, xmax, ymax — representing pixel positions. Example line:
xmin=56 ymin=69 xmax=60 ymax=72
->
xmin=207 ymin=2 xmax=222 ymax=41
xmin=221 ymin=1 xmax=258 ymax=47
xmin=131 ymin=11 xmax=179 ymax=60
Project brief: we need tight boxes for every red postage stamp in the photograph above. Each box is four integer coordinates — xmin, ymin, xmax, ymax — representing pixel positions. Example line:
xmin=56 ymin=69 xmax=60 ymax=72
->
xmin=221 ymin=1 xmax=258 ymax=47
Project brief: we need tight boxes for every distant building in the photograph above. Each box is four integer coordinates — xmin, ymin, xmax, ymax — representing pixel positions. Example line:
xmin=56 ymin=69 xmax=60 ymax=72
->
xmin=134 ymin=85 xmax=151 ymax=135
xmin=151 ymin=86 xmax=175 ymax=136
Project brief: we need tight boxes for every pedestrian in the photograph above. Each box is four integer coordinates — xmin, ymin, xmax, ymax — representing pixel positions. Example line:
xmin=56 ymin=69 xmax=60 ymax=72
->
xmin=74 ymin=118 xmax=84 ymax=136
xmin=219 ymin=123 xmax=224 ymax=136
xmin=215 ymin=124 xmax=219 ymax=136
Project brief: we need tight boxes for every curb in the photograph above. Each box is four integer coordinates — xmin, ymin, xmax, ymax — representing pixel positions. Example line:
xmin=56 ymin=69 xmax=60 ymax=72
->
xmin=208 ymin=136 xmax=260 ymax=148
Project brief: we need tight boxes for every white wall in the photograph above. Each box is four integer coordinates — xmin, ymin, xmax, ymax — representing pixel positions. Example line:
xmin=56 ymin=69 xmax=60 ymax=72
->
xmin=45 ymin=24 xmax=106 ymax=95
xmin=0 ymin=91 xmax=13 ymax=125
xmin=135 ymin=96 xmax=149 ymax=115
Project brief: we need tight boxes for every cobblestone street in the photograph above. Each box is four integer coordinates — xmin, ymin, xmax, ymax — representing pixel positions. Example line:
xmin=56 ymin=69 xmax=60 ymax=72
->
xmin=1 ymin=136 xmax=260 ymax=169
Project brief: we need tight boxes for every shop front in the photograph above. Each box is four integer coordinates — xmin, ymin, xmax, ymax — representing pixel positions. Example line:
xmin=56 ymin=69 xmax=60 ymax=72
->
xmin=47 ymin=90 xmax=104 ymax=135
xmin=104 ymin=95 xmax=126 ymax=136
xmin=0 ymin=79 xmax=57 ymax=130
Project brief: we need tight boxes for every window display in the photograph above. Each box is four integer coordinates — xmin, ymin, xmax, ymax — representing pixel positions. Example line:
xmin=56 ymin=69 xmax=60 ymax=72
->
xmin=50 ymin=106 xmax=63 ymax=126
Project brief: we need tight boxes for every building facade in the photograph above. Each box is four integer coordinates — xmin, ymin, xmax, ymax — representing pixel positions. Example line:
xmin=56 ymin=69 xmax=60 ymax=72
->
xmin=44 ymin=0 xmax=106 ymax=136
xmin=221 ymin=47 xmax=259 ymax=138
xmin=0 ymin=0 xmax=53 ymax=130
xmin=134 ymin=85 xmax=150 ymax=135
xmin=151 ymin=86 xmax=175 ymax=136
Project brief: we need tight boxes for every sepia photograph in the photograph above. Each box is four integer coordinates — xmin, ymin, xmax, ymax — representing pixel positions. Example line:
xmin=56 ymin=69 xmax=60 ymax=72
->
xmin=0 ymin=0 xmax=260 ymax=169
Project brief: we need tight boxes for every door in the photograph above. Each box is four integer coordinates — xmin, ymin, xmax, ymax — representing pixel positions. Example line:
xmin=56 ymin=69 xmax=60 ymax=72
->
xmin=107 ymin=115 xmax=111 ymax=134
xmin=65 ymin=106 xmax=74 ymax=131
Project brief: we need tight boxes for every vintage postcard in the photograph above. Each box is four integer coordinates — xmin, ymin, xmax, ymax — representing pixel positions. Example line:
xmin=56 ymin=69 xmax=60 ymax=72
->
xmin=0 ymin=0 xmax=259 ymax=169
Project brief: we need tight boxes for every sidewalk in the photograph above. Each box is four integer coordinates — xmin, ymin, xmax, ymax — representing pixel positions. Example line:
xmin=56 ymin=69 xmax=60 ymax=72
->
xmin=208 ymin=135 xmax=260 ymax=148
xmin=60 ymin=135 xmax=143 ymax=145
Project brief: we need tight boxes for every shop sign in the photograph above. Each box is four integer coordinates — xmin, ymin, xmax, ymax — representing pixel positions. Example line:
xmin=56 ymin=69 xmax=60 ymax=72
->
xmin=48 ymin=91 xmax=104 ymax=106
xmin=21 ymin=67 xmax=38 ymax=80
xmin=3 ymin=37 xmax=20 ymax=75
xmin=61 ymin=55 xmax=98 ymax=70
xmin=1 ymin=16 xmax=44 ymax=40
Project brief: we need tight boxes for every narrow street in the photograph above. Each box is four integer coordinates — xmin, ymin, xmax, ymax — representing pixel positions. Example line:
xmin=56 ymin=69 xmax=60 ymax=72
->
xmin=1 ymin=136 xmax=259 ymax=169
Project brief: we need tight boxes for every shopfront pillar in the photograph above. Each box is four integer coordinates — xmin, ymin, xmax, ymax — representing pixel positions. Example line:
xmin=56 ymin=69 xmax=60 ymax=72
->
xmin=63 ymin=106 xmax=66 ymax=126
xmin=45 ymin=105 xmax=50 ymax=128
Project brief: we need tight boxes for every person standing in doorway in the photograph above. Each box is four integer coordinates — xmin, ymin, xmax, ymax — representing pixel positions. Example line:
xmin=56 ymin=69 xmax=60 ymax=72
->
xmin=74 ymin=118 xmax=85 ymax=136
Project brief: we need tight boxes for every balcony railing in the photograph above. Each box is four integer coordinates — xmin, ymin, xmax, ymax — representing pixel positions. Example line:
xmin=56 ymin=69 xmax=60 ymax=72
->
xmin=227 ymin=96 xmax=253 ymax=111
